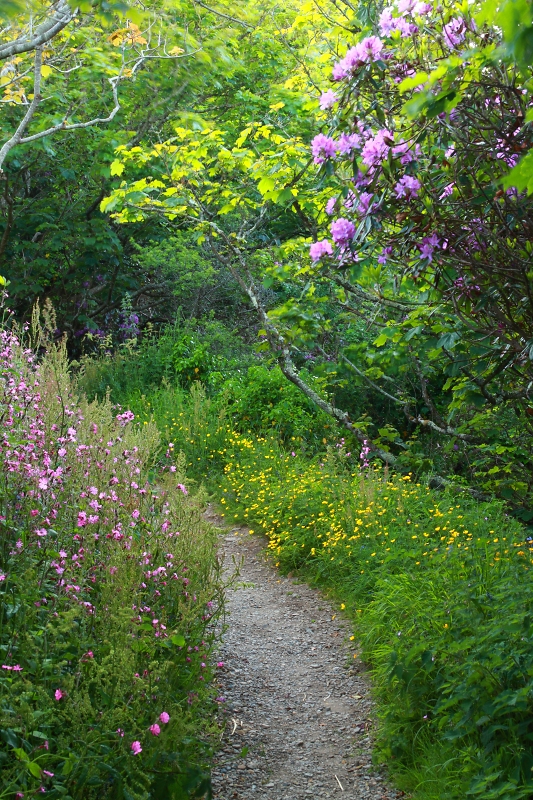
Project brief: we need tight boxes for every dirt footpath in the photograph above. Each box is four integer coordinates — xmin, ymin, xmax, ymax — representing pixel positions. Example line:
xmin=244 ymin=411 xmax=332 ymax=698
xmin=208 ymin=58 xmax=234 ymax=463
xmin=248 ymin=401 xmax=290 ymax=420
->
xmin=208 ymin=510 xmax=404 ymax=800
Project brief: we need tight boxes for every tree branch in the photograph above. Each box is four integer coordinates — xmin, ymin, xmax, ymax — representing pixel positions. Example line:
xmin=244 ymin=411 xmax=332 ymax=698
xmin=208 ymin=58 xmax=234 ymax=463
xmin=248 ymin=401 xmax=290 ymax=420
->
xmin=0 ymin=1 xmax=76 ymax=62
xmin=0 ymin=47 xmax=43 ymax=172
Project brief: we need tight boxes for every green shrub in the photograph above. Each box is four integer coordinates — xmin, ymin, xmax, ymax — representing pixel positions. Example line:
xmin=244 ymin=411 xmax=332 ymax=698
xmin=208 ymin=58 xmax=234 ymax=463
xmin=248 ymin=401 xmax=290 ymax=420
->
xmin=79 ymin=319 xmax=254 ymax=403
xmin=223 ymin=364 xmax=333 ymax=446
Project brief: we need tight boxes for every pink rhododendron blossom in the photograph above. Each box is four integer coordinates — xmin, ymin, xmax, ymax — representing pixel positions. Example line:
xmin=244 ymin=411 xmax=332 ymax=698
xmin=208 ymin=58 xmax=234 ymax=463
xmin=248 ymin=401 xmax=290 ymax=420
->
xmin=332 ymin=36 xmax=384 ymax=81
xmin=378 ymin=246 xmax=393 ymax=264
xmin=418 ymin=234 xmax=440 ymax=262
xmin=131 ymin=741 xmax=142 ymax=755
xmin=330 ymin=218 xmax=356 ymax=246
xmin=358 ymin=35 xmax=384 ymax=61
xmin=337 ymin=132 xmax=361 ymax=155
xmin=311 ymin=134 xmax=337 ymax=163
xmin=413 ymin=1 xmax=432 ymax=13
xmin=397 ymin=0 xmax=417 ymax=13
xmin=394 ymin=175 xmax=421 ymax=199
xmin=440 ymin=182 xmax=455 ymax=199
xmin=309 ymin=240 xmax=333 ymax=262
xmin=319 ymin=90 xmax=338 ymax=110
xmin=160 ymin=712 xmax=170 ymax=724
xmin=325 ymin=197 xmax=337 ymax=215
xmin=443 ymin=17 xmax=466 ymax=47
xmin=357 ymin=192 xmax=375 ymax=215
xmin=361 ymin=129 xmax=394 ymax=167
xmin=379 ymin=7 xmax=395 ymax=34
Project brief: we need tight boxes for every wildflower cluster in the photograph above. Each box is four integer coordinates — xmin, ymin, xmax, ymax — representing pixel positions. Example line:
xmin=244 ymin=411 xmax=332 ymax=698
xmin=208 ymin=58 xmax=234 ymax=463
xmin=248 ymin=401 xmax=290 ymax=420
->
xmin=0 ymin=329 xmax=222 ymax=797
xmin=218 ymin=431 xmax=533 ymax=797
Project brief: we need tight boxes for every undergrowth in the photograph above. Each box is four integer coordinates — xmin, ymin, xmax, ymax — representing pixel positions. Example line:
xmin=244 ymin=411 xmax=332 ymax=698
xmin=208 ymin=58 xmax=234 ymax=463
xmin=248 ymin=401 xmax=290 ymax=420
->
xmin=77 ymin=365 xmax=533 ymax=800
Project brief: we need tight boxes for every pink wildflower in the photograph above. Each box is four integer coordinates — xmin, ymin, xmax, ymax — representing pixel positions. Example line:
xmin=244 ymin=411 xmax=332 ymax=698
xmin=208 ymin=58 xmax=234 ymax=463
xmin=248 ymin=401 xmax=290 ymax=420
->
xmin=159 ymin=712 xmax=170 ymax=724
xmin=150 ymin=724 xmax=161 ymax=736
xmin=131 ymin=740 xmax=142 ymax=755
xmin=54 ymin=689 xmax=64 ymax=700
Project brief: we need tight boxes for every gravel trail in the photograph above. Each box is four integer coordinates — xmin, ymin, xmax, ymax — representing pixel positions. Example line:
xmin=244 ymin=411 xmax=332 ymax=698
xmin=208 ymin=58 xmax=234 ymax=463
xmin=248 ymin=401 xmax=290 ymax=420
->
xmin=207 ymin=509 xmax=403 ymax=800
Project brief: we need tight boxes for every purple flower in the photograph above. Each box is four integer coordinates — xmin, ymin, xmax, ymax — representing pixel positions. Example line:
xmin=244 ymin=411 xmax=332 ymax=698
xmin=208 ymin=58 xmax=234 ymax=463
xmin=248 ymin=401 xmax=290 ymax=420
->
xmin=361 ymin=129 xmax=394 ymax=168
xmin=394 ymin=175 xmax=421 ymax=199
xmin=337 ymin=132 xmax=361 ymax=155
xmin=379 ymin=7 xmax=395 ymax=35
xmin=413 ymin=1 xmax=432 ymax=14
xmin=357 ymin=191 xmax=375 ymax=215
xmin=309 ymin=240 xmax=333 ymax=262
xmin=332 ymin=36 xmax=384 ymax=80
xmin=418 ymin=234 xmax=440 ymax=262
xmin=325 ymin=197 xmax=337 ymax=215
xmin=393 ymin=140 xmax=421 ymax=164
xmin=358 ymin=36 xmax=384 ymax=62
xmin=330 ymin=218 xmax=356 ymax=246
xmin=394 ymin=16 xmax=418 ymax=36
xmin=443 ymin=17 xmax=466 ymax=48
xmin=397 ymin=0 xmax=417 ymax=13
xmin=319 ymin=90 xmax=338 ymax=110
xmin=439 ymin=182 xmax=455 ymax=199
xmin=311 ymin=134 xmax=337 ymax=163
xmin=378 ymin=246 xmax=393 ymax=264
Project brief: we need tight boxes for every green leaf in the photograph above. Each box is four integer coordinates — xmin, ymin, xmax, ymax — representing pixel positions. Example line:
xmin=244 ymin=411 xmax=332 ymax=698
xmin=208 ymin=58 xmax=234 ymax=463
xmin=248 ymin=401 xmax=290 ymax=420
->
xmin=171 ymin=634 xmax=186 ymax=646
xmin=110 ymin=160 xmax=125 ymax=177
xmin=28 ymin=761 xmax=42 ymax=778
xmin=257 ymin=177 xmax=276 ymax=196
xmin=503 ymin=150 xmax=533 ymax=194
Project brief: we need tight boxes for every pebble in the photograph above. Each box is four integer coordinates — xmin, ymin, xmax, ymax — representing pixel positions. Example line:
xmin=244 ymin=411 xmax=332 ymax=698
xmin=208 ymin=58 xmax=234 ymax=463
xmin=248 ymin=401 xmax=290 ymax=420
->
xmin=205 ymin=508 xmax=406 ymax=800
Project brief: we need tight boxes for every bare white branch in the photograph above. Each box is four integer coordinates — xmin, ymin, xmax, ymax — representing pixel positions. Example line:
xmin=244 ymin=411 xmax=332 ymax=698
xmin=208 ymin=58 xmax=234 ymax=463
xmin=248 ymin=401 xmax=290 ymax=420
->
xmin=0 ymin=1 xmax=77 ymax=62
xmin=0 ymin=47 xmax=43 ymax=171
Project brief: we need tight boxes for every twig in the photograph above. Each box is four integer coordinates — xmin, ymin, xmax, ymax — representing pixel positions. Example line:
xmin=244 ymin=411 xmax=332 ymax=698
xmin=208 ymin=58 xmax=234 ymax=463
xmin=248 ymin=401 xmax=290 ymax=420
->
xmin=335 ymin=774 xmax=344 ymax=791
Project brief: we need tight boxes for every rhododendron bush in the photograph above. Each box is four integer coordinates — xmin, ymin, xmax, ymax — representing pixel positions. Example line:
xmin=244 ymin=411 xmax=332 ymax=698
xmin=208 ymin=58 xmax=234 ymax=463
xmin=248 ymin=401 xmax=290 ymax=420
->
xmin=0 ymin=314 xmax=222 ymax=798
xmin=292 ymin=1 xmax=533 ymax=502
